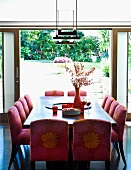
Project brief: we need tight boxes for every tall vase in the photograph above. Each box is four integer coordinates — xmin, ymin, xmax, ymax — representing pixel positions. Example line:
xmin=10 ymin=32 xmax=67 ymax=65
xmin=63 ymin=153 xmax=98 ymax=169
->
xmin=74 ymin=87 xmax=82 ymax=109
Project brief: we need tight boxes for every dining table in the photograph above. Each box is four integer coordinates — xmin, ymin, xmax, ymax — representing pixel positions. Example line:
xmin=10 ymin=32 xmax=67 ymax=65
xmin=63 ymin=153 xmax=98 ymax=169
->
xmin=23 ymin=95 xmax=117 ymax=169
xmin=23 ymin=95 xmax=117 ymax=128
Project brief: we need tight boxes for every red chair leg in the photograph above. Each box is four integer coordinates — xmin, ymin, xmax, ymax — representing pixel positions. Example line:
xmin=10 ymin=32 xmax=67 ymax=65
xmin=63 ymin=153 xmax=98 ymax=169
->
xmin=30 ymin=161 xmax=35 ymax=170
xmin=8 ymin=144 xmax=20 ymax=170
xmin=114 ymin=142 xmax=120 ymax=156
xmin=73 ymin=161 xmax=78 ymax=170
xmin=105 ymin=161 xmax=110 ymax=170
xmin=118 ymin=142 xmax=127 ymax=166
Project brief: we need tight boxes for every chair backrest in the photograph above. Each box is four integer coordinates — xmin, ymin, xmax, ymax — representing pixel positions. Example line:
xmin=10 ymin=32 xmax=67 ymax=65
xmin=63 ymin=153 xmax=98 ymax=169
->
xmin=108 ymin=100 xmax=119 ymax=117
xmin=45 ymin=90 xmax=64 ymax=96
xmin=18 ymin=97 xmax=30 ymax=118
xmin=14 ymin=101 xmax=26 ymax=124
xmin=72 ymin=119 xmax=111 ymax=161
xmin=104 ymin=96 xmax=115 ymax=113
xmin=112 ymin=104 xmax=127 ymax=142
xmin=101 ymin=94 xmax=110 ymax=108
xmin=24 ymin=94 xmax=33 ymax=112
xmin=67 ymin=90 xmax=87 ymax=96
xmin=8 ymin=106 xmax=22 ymax=144
xmin=30 ymin=119 xmax=68 ymax=161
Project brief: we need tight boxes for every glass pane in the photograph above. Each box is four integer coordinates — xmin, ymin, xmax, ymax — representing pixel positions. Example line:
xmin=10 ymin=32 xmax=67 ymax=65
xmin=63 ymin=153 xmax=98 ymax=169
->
xmin=0 ymin=32 xmax=3 ymax=112
xmin=128 ymin=33 xmax=131 ymax=112
xmin=20 ymin=30 xmax=111 ymax=105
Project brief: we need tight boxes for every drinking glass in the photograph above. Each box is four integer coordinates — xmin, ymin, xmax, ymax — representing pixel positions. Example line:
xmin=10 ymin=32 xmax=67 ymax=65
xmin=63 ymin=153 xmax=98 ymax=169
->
xmin=52 ymin=105 xmax=58 ymax=116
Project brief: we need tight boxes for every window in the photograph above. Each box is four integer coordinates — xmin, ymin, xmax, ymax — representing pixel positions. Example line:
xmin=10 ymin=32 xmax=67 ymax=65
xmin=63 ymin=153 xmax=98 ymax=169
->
xmin=20 ymin=29 xmax=111 ymax=105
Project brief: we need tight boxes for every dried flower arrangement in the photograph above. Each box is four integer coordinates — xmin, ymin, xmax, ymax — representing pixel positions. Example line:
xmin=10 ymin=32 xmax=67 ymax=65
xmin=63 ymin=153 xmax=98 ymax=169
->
xmin=65 ymin=62 xmax=95 ymax=88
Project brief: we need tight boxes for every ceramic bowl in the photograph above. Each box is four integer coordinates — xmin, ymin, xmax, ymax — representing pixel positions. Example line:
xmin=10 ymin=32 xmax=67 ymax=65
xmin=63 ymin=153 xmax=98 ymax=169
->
xmin=62 ymin=107 xmax=81 ymax=115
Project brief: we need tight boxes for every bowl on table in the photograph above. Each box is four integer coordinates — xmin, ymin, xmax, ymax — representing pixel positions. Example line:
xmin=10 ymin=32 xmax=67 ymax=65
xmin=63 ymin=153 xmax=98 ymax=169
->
xmin=62 ymin=108 xmax=81 ymax=116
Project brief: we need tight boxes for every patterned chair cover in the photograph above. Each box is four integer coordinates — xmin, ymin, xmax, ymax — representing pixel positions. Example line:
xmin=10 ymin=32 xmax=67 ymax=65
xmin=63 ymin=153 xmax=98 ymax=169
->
xmin=71 ymin=119 xmax=111 ymax=170
xmin=30 ymin=119 xmax=69 ymax=170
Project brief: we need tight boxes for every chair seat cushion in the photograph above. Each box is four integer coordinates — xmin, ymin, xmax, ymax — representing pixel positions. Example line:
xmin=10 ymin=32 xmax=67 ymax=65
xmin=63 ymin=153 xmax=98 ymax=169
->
xmin=16 ymin=129 xmax=30 ymax=144
xmin=111 ymin=128 xmax=118 ymax=142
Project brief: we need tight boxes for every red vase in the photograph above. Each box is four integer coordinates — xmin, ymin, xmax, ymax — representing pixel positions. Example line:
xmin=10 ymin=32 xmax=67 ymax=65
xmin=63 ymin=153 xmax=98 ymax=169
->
xmin=74 ymin=87 xmax=82 ymax=109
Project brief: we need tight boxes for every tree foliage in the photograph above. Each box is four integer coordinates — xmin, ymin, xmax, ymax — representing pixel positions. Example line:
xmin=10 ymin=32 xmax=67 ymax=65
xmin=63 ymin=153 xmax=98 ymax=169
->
xmin=20 ymin=30 xmax=110 ymax=62
xmin=128 ymin=33 xmax=131 ymax=69
xmin=98 ymin=30 xmax=110 ymax=59
xmin=0 ymin=33 xmax=2 ymax=58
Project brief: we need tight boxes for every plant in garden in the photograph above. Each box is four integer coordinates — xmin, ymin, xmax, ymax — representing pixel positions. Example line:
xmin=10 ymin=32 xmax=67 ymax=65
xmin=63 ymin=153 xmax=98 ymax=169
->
xmin=53 ymin=54 xmax=73 ymax=63
xmin=98 ymin=30 xmax=110 ymax=59
xmin=101 ymin=59 xmax=110 ymax=77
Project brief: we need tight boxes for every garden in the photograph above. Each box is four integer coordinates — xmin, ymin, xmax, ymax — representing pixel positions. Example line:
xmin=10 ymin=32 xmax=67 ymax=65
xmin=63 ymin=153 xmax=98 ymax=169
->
xmin=20 ymin=30 xmax=111 ymax=100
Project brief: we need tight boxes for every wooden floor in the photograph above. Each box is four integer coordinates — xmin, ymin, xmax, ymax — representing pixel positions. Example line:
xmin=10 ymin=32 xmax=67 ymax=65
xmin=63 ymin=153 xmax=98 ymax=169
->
xmin=0 ymin=122 xmax=131 ymax=170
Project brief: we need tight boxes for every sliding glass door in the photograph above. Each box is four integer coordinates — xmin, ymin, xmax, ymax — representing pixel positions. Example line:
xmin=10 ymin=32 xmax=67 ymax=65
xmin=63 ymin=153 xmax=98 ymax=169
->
xmin=0 ymin=29 xmax=19 ymax=113
xmin=114 ymin=29 xmax=131 ymax=115
xmin=0 ymin=32 xmax=3 ymax=112
xmin=19 ymin=29 xmax=112 ymax=105
xmin=128 ymin=33 xmax=131 ymax=112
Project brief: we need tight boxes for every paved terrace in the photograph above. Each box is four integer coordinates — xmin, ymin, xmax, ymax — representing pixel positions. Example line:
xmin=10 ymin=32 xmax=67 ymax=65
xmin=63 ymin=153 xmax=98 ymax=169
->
xmin=20 ymin=61 xmax=109 ymax=105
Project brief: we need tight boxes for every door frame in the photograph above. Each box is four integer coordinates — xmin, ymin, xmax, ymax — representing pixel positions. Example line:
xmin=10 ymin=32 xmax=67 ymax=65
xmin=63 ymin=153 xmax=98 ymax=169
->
xmin=0 ymin=28 xmax=20 ymax=112
xmin=0 ymin=27 xmax=131 ymax=120
xmin=112 ymin=28 xmax=131 ymax=119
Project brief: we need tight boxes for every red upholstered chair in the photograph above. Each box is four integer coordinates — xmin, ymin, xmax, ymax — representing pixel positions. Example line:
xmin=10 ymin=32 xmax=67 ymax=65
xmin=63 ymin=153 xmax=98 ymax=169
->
xmin=19 ymin=97 xmax=30 ymax=118
xmin=30 ymin=119 xmax=69 ymax=170
xmin=104 ymin=96 xmax=115 ymax=113
xmin=71 ymin=119 xmax=111 ymax=170
xmin=14 ymin=100 xmax=26 ymax=124
xmin=101 ymin=94 xmax=110 ymax=108
xmin=108 ymin=100 xmax=119 ymax=117
xmin=24 ymin=94 xmax=33 ymax=112
xmin=45 ymin=90 xmax=64 ymax=96
xmin=111 ymin=104 xmax=127 ymax=166
xmin=7 ymin=106 xmax=30 ymax=169
xmin=67 ymin=90 xmax=87 ymax=96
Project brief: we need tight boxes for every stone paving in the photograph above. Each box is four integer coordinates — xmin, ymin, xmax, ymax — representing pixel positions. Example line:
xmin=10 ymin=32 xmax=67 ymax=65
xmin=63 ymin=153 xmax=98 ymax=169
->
xmin=0 ymin=61 xmax=130 ymax=112
xmin=20 ymin=61 xmax=109 ymax=105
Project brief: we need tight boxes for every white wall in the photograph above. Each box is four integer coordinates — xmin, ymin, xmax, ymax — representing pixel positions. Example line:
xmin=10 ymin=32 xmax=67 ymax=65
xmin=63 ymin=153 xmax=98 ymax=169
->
xmin=0 ymin=0 xmax=131 ymax=23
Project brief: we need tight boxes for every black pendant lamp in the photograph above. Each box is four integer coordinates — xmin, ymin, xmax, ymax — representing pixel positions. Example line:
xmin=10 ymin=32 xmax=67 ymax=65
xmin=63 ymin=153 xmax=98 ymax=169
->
xmin=53 ymin=0 xmax=80 ymax=44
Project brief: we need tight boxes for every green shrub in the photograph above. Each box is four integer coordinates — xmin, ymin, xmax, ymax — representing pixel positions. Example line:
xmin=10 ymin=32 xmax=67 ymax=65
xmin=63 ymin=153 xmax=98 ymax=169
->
xmin=101 ymin=59 xmax=110 ymax=77
xmin=103 ymin=65 xmax=109 ymax=77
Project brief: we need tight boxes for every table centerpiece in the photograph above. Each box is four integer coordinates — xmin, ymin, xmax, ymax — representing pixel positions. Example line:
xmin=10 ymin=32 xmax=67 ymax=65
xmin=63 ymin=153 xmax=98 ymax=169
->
xmin=65 ymin=62 xmax=95 ymax=109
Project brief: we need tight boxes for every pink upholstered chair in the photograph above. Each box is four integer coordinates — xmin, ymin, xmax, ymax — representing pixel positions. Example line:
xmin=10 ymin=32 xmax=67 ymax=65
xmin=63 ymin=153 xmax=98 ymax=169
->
xmin=108 ymin=100 xmax=119 ymax=117
xmin=71 ymin=119 xmax=111 ymax=170
xmin=45 ymin=90 xmax=64 ymax=96
xmin=101 ymin=94 xmax=110 ymax=108
xmin=30 ymin=119 xmax=69 ymax=170
xmin=111 ymin=104 xmax=127 ymax=166
xmin=24 ymin=94 xmax=33 ymax=112
xmin=18 ymin=97 xmax=30 ymax=118
xmin=7 ymin=106 xmax=30 ymax=169
xmin=67 ymin=90 xmax=87 ymax=96
xmin=14 ymin=100 xmax=26 ymax=124
xmin=104 ymin=96 xmax=115 ymax=113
